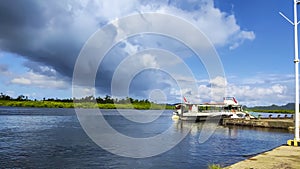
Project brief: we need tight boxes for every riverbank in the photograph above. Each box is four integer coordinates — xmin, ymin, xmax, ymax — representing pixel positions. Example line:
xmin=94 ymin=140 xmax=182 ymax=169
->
xmin=0 ymin=100 xmax=174 ymax=110
xmin=225 ymin=145 xmax=300 ymax=169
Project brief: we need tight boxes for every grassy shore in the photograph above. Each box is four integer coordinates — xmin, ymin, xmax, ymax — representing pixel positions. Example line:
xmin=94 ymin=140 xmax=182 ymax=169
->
xmin=0 ymin=100 xmax=174 ymax=110
xmin=1 ymin=100 xmax=294 ymax=112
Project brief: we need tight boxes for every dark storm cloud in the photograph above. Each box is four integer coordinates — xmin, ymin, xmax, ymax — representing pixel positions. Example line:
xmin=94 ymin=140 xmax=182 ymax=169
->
xmin=0 ymin=0 xmax=193 ymax=100
xmin=0 ymin=0 xmax=46 ymax=29
xmin=0 ymin=0 xmax=148 ymax=98
xmin=0 ymin=0 xmax=213 ymax=100
xmin=0 ymin=1 xmax=154 ymax=97
xmin=0 ymin=0 xmax=96 ymax=80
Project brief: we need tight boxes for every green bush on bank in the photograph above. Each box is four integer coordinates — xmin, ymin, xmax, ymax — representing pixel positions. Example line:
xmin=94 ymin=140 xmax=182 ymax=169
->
xmin=0 ymin=100 xmax=75 ymax=108
xmin=0 ymin=100 xmax=174 ymax=110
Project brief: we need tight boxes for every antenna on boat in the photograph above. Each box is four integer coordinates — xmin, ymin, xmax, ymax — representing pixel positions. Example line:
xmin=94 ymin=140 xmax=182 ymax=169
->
xmin=280 ymin=0 xmax=300 ymax=144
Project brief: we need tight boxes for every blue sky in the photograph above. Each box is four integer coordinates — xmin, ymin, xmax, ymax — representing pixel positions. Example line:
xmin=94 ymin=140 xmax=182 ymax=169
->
xmin=0 ymin=0 xmax=298 ymax=106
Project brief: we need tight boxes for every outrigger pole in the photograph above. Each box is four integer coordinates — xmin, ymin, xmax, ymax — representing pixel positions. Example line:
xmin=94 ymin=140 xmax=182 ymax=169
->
xmin=280 ymin=0 xmax=300 ymax=145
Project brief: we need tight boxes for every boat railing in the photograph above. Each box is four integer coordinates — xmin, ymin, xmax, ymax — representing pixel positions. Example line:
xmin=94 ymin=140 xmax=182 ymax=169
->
xmin=185 ymin=109 xmax=239 ymax=113
xmin=201 ymin=109 xmax=240 ymax=112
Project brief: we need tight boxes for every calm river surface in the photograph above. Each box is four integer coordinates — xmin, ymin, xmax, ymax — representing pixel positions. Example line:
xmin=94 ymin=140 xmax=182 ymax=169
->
xmin=0 ymin=107 xmax=293 ymax=168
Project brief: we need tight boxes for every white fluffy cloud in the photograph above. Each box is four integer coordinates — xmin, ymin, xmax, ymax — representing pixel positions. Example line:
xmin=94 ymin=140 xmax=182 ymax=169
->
xmin=169 ymin=74 xmax=293 ymax=106
xmin=11 ymin=71 xmax=69 ymax=89
xmin=197 ymin=76 xmax=291 ymax=106
xmin=140 ymin=0 xmax=255 ymax=49
xmin=62 ymin=0 xmax=255 ymax=52
xmin=227 ymin=84 xmax=289 ymax=106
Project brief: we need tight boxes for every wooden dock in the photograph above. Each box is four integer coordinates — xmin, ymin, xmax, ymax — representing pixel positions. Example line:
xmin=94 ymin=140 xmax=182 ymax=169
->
xmin=222 ymin=117 xmax=294 ymax=130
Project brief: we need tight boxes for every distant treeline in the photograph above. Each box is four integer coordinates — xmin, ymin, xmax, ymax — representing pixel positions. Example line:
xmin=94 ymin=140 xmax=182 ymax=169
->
xmin=247 ymin=103 xmax=296 ymax=114
xmin=0 ymin=93 xmax=174 ymax=109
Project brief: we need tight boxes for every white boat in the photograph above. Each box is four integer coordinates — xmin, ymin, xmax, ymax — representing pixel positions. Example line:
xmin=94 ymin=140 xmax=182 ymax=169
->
xmin=172 ymin=97 xmax=248 ymax=122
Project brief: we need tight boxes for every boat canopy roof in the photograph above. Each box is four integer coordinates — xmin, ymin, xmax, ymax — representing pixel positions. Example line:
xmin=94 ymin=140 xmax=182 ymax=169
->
xmin=176 ymin=103 xmax=242 ymax=107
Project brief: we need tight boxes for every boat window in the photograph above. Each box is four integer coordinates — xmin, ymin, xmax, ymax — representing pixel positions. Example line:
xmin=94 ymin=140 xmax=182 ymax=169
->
xmin=237 ymin=114 xmax=244 ymax=117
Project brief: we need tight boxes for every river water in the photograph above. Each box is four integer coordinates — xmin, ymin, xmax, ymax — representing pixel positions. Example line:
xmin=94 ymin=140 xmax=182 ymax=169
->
xmin=0 ymin=107 xmax=293 ymax=168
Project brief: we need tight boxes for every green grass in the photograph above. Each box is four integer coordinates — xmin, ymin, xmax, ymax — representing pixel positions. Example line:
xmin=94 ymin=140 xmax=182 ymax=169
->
xmin=208 ymin=164 xmax=222 ymax=169
xmin=0 ymin=100 xmax=73 ymax=108
xmin=0 ymin=100 xmax=174 ymax=110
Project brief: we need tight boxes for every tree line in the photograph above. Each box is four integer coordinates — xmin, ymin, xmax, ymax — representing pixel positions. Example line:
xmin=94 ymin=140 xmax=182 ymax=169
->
xmin=0 ymin=93 xmax=173 ymax=109
xmin=0 ymin=93 xmax=152 ymax=104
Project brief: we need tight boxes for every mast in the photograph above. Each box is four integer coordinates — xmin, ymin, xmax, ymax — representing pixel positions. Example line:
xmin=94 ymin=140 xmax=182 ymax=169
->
xmin=294 ymin=0 xmax=300 ymax=141
xmin=280 ymin=0 xmax=300 ymax=142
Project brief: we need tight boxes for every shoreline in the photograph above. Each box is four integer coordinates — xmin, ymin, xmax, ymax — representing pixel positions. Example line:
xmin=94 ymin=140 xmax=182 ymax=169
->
xmin=0 ymin=100 xmax=174 ymax=110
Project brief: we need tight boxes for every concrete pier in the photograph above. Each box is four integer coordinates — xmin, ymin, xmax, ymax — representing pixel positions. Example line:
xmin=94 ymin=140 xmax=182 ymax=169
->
xmin=222 ymin=118 xmax=294 ymax=130
xmin=225 ymin=146 xmax=300 ymax=169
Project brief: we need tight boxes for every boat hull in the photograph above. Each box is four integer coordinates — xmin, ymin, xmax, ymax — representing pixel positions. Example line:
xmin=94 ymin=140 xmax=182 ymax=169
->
xmin=173 ymin=113 xmax=229 ymax=122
